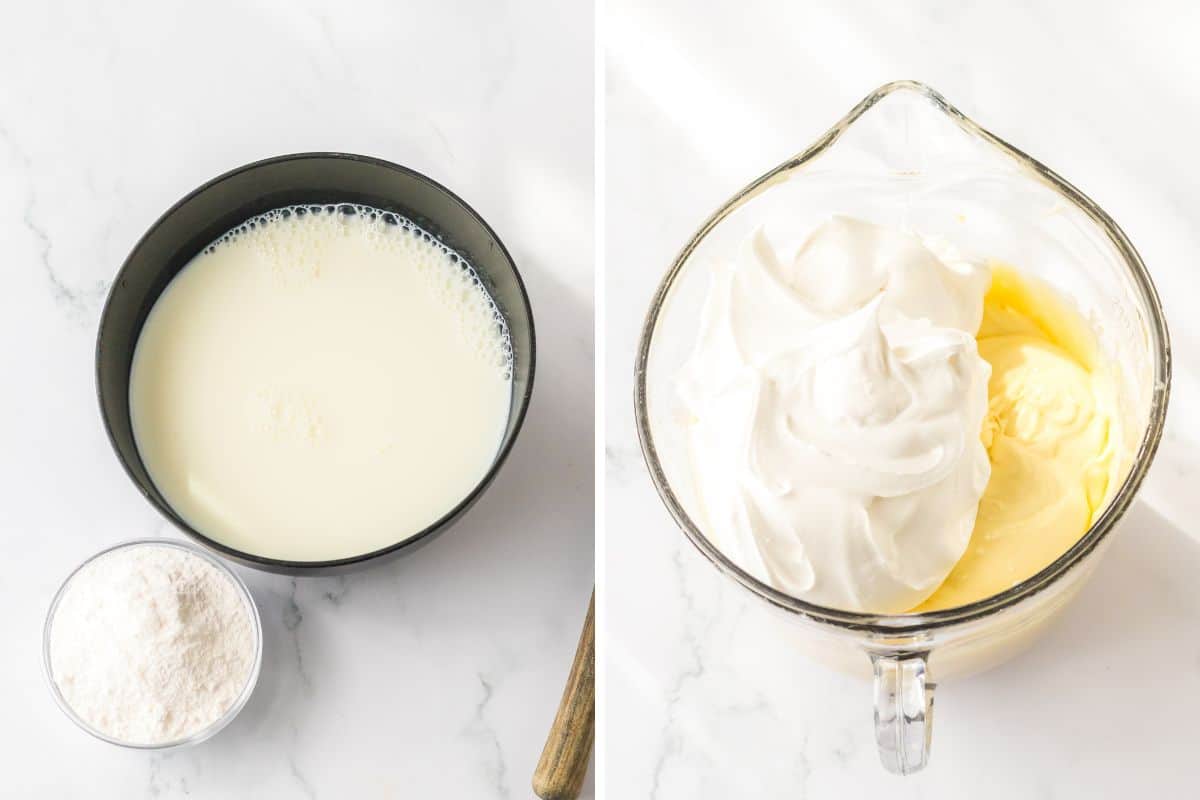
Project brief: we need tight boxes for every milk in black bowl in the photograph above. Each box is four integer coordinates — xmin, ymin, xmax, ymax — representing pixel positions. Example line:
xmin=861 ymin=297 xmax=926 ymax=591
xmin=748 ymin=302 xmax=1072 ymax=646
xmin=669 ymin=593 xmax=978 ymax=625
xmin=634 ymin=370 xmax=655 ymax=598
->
xmin=129 ymin=205 xmax=512 ymax=561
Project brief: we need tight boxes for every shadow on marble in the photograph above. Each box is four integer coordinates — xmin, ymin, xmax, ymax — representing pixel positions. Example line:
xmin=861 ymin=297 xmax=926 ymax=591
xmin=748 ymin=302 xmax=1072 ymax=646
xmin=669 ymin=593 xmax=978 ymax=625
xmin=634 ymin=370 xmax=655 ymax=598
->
xmin=939 ymin=498 xmax=1200 ymax=777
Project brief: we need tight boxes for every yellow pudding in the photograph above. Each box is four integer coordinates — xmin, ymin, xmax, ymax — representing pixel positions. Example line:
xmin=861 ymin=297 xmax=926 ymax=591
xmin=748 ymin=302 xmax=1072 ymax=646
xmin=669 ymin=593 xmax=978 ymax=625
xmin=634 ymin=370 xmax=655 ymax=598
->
xmin=915 ymin=265 xmax=1119 ymax=611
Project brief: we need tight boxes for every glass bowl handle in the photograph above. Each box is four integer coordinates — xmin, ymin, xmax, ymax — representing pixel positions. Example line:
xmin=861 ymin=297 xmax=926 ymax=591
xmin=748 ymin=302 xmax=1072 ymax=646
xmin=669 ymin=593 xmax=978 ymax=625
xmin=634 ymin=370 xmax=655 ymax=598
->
xmin=871 ymin=651 xmax=934 ymax=775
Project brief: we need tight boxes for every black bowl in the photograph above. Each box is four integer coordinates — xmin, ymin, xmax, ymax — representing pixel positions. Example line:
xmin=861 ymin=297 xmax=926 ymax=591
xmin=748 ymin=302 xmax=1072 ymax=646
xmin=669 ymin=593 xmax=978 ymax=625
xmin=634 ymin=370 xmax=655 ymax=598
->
xmin=96 ymin=153 xmax=535 ymax=575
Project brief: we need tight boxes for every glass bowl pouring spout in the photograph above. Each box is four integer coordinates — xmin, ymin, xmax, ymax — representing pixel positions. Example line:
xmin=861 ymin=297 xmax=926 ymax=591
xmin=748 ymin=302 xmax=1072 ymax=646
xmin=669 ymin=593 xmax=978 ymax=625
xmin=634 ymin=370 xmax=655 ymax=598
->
xmin=634 ymin=81 xmax=1170 ymax=774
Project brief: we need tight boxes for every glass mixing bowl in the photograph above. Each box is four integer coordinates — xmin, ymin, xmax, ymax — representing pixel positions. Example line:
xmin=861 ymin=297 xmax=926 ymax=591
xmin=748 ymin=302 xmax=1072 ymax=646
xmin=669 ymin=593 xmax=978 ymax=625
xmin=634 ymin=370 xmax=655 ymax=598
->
xmin=635 ymin=81 xmax=1170 ymax=775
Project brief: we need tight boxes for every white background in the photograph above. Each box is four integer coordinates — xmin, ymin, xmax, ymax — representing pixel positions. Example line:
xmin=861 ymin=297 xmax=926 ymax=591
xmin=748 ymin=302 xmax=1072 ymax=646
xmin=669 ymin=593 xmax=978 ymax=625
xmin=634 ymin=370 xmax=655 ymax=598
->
xmin=605 ymin=1 xmax=1200 ymax=797
xmin=0 ymin=0 xmax=593 ymax=797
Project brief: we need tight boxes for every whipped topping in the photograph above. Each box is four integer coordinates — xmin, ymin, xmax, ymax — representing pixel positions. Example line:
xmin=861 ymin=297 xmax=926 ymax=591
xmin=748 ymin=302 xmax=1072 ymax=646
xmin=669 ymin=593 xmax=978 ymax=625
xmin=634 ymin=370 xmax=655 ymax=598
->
xmin=675 ymin=216 xmax=992 ymax=613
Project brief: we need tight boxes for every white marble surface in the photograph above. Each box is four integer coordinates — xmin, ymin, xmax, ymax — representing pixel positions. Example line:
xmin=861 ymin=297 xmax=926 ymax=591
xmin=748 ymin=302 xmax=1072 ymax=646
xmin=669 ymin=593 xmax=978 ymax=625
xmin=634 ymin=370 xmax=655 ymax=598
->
xmin=0 ymin=1 xmax=593 ymax=797
xmin=605 ymin=1 xmax=1200 ymax=796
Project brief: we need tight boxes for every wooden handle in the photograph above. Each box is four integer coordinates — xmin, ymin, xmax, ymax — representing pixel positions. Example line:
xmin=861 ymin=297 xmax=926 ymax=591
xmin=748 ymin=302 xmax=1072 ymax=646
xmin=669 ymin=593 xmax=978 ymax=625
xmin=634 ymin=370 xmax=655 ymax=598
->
xmin=533 ymin=590 xmax=595 ymax=800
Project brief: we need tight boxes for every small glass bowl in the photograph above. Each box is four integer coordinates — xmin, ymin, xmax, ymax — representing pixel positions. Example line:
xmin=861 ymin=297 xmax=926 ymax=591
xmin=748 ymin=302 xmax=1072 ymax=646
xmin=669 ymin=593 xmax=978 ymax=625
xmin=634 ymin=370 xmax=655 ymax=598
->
xmin=43 ymin=537 xmax=263 ymax=751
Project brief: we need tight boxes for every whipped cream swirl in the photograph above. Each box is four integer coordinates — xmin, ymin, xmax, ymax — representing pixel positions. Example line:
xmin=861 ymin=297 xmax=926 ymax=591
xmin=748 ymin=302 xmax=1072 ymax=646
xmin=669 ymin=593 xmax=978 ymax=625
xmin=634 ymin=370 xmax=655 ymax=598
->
xmin=676 ymin=216 xmax=991 ymax=613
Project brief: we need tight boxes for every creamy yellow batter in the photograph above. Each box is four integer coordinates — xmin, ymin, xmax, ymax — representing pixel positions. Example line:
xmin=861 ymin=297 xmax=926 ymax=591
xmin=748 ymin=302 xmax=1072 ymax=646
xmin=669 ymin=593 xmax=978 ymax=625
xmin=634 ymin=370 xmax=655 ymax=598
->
xmin=915 ymin=265 xmax=1119 ymax=611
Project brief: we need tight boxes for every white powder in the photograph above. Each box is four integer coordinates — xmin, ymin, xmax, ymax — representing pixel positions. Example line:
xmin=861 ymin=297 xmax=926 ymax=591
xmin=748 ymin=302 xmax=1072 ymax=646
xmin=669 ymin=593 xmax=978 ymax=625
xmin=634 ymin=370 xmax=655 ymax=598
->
xmin=48 ymin=542 xmax=257 ymax=745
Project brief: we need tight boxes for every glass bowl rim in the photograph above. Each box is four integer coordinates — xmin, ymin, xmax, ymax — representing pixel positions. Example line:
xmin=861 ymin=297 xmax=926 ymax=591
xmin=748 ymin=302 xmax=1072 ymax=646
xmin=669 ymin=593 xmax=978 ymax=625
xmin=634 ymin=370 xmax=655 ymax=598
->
xmin=634 ymin=79 xmax=1172 ymax=635
xmin=42 ymin=537 xmax=264 ymax=750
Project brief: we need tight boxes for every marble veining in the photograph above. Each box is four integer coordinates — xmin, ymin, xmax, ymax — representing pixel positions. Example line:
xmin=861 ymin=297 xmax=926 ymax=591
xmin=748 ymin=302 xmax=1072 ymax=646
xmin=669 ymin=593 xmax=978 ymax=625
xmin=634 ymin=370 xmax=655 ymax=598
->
xmin=0 ymin=1 xmax=593 ymax=797
xmin=2 ymin=124 xmax=111 ymax=322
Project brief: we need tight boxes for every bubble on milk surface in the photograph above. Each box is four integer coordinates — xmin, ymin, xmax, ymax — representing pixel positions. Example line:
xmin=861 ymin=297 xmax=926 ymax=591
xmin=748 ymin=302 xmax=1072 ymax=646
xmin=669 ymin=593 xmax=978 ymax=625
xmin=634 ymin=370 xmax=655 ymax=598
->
xmin=203 ymin=204 xmax=514 ymax=379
